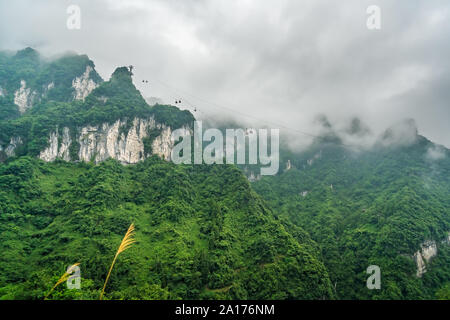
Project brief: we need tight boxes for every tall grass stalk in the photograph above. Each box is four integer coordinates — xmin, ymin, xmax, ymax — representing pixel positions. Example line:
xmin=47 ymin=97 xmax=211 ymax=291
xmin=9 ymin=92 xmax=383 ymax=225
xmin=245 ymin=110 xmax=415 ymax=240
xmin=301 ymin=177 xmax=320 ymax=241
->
xmin=100 ymin=223 xmax=135 ymax=300
xmin=44 ymin=263 xmax=80 ymax=300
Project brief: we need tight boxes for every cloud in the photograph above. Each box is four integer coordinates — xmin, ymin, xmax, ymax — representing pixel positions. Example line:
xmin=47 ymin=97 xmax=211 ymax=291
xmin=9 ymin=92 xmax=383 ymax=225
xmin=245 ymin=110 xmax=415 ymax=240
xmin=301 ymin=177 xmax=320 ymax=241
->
xmin=426 ymin=145 xmax=447 ymax=161
xmin=377 ymin=118 xmax=419 ymax=147
xmin=1 ymin=0 xmax=449 ymax=148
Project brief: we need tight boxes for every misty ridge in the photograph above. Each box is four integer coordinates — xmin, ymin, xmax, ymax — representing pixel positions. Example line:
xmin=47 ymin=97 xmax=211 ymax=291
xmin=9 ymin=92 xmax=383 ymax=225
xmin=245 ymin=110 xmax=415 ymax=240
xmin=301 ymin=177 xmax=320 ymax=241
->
xmin=1 ymin=46 xmax=447 ymax=168
xmin=1 ymin=0 xmax=450 ymax=302
xmin=3 ymin=0 xmax=450 ymax=151
xmin=202 ymin=110 xmax=449 ymax=160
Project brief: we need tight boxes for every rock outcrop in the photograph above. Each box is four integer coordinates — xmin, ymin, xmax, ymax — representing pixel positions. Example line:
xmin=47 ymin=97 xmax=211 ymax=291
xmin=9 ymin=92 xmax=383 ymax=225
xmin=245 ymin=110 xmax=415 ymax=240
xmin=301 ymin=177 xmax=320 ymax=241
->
xmin=0 ymin=137 xmax=23 ymax=157
xmin=42 ymin=82 xmax=55 ymax=97
xmin=11 ymin=66 xmax=98 ymax=114
xmin=151 ymin=126 xmax=177 ymax=161
xmin=39 ymin=117 xmax=190 ymax=164
xmin=413 ymin=240 xmax=438 ymax=277
xmin=285 ymin=159 xmax=292 ymax=171
xmin=72 ymin=66 xmax=98 ymax=100
xmin=39 ymin=127 xmax=72 ymax=162
xmin=14 ymin=80 xmax=36 ymax=113
xmin=248 ymin=172 xmax=261 ymax=182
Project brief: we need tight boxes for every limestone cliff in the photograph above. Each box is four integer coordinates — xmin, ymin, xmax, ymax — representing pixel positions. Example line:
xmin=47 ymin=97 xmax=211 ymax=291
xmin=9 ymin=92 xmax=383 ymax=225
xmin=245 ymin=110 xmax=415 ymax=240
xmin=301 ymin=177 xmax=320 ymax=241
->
xmin=39 ymin=127 xmax=72 ymax=162
xmin=0 ymin=137 xmax=23 ymax=157
xmin=72 ymin=66 xmax=98 ymax=100
xmin=414 ymin=240 xmax=437 ymax=277
xmin=14 ymin=80 xmax=36 ymax=114
xmin=39 ymin=117 xmax=190 ymax=164
xmin=12 ymin=66 xmax=100 ymax=114
xmin=413 ymin=235 xmax=450 ymax=278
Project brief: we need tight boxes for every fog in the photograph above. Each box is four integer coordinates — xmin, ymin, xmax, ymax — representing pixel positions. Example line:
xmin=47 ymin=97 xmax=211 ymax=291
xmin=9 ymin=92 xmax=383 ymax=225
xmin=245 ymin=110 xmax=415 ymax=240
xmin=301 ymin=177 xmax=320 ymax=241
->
xmin=1 ymin=0 xmax=449 ymax=148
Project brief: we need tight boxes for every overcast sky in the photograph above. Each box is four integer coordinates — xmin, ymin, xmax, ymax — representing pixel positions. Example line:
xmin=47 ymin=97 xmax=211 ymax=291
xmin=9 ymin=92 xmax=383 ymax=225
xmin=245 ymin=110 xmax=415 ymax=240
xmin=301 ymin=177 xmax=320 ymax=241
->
xmin=0 ymin=0 xmax=449 ymax=148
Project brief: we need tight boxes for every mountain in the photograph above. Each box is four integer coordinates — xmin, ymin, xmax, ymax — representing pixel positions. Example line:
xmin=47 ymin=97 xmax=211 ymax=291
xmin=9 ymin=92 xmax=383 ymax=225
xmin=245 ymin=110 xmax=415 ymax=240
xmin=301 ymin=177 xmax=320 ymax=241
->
xmin=0 ymin=47 xmax=102 ymax=117
xmin=1 ymin=48 xmax=449 ymax=300
xmin=0 ymin=49 xmax=333 ymax=300
xmin=252 ymin=132 xmax=450 ymax=299
xmin=0 ymin=53 xmax=194 ymax=163
xmin=0 ymin=156 xmax=334 ymax=299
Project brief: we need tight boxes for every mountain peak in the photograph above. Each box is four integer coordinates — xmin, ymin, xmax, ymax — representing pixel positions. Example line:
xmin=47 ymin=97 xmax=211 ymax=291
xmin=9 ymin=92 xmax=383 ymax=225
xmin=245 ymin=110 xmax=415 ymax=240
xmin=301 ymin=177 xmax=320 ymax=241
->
xmin=111 ymin=66 xmax=133 ymax=82
xmin=86 ymin=65 xmax=146 ymax=108
xmin=378 ymin=118 xmax=419 ymax=147
xmin=14 ymin=47 xmax=40 ymax=61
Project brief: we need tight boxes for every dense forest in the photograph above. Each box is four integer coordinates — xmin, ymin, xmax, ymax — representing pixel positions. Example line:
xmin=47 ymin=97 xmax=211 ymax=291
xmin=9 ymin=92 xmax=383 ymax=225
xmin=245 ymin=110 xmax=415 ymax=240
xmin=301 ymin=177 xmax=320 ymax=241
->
xmin=0 ymin=156 xmax=333 ymax=299
xmin=252 ymin=138 xmax=450 ymax=299
xmin=0 ymin=48 xmax=194 ymax=160
xmin=0 ymin=48 xmax=449 ymax=300
xmin=0 ymin=48 xmax=333 ymax=300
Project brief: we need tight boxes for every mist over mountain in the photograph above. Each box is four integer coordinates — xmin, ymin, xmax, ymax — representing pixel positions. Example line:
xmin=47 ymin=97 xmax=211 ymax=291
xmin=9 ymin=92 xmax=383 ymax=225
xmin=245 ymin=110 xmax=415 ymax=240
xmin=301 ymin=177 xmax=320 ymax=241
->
xmin=0 ymin=48 xmax=336 ymax=300
xmin=2 ymin=0 xmax=450 ymax=149
xmin=0 ymin=47 xmax=449 ymax=300
xmin=252 ymin=134 xmax=450 ymax=299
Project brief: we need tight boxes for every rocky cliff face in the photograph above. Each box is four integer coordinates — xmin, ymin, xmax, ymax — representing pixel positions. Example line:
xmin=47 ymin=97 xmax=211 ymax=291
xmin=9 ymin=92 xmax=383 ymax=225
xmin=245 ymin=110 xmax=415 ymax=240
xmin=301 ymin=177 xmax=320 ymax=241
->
xmin=39 ymin=127 xmax=72 ymax=162
xmin=0 ymin=137 xmax=23 ymax=157
xmin=413 ymin=233 xmax=450 ymax=277
xmin=72 ymin=66 xmax=98 ymax=100
xmin=11 ymin=66 xmax=99 ymax=114
xmin=38 ymin=117 xmax=190 ymax=164
xmin=14 ymin=80 xmax=36 ymax=114
xmin=414 ymin=240 xmax=437 ymax=277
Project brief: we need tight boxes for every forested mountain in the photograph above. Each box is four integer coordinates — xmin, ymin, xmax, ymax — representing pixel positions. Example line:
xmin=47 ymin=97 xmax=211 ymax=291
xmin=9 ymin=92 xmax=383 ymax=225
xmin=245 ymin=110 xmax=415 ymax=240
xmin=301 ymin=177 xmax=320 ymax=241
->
xmin=0 ymin=157 xmax=334 ymax=299
xmin=0 ymin=47 xmax=102 ymax=119
xmin=252 ymin=133 xmax=450 ymax=299
xmin=0 ymin=48 xmax=194 ymax=163
xmin=0 ymin=48 xmax=448 ymax=300
xmin=0 ymin=48 xmax=333 ymax=300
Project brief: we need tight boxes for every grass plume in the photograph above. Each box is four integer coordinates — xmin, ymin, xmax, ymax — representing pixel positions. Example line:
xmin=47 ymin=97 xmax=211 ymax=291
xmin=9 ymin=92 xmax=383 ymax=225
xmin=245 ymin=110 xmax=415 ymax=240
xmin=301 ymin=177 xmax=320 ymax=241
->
xmin=44 ymin=263 xmax=80 ymax=300
xmin=100 ymin=223 xmax=136 ymax=300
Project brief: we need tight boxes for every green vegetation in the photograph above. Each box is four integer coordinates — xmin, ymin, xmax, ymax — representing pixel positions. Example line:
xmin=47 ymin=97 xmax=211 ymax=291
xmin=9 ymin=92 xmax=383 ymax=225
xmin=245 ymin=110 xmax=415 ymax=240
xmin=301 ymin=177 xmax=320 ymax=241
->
xmin=0 ymin=47 xmax=102 ymax=120
xmin=252 ymin=139 xmax=450 ymax=299
xmin=0 ymin=156 xmax=334 ymax=300
xmin=0 ymin=50 xmax=194 ymax=158
xmin=100 ymin=223 xmax=136 ymax=300
xmin=1 ymin=48 xmax=449 ymax=300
